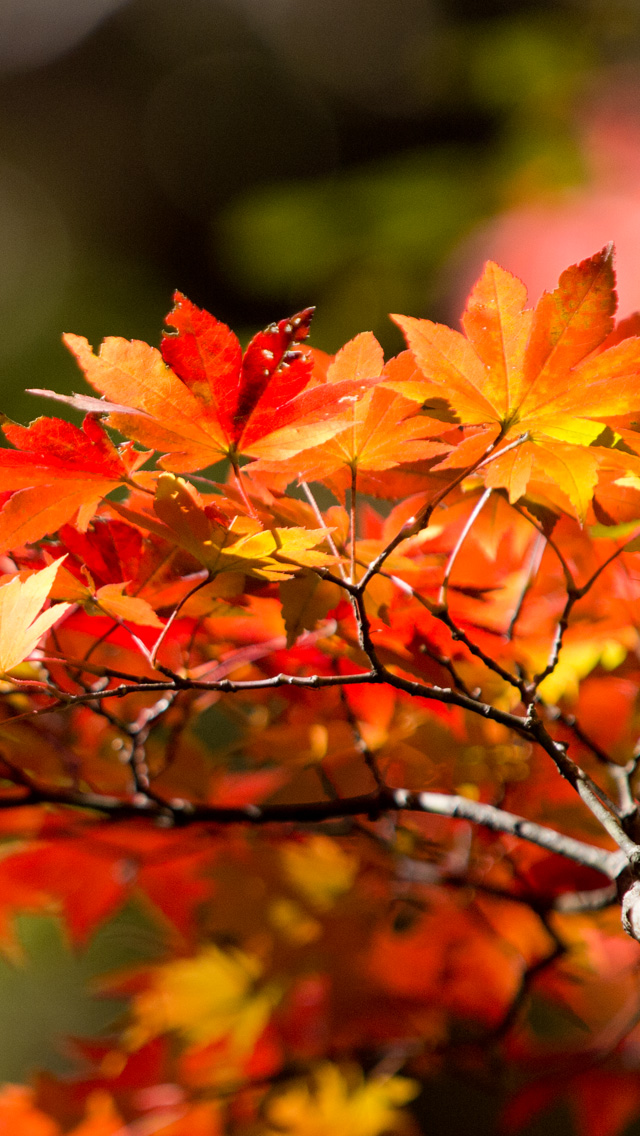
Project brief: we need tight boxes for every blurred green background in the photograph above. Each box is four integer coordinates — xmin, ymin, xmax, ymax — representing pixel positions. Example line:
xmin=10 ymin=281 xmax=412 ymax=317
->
xmin=3 ymin=0 xmax=640 ymax=425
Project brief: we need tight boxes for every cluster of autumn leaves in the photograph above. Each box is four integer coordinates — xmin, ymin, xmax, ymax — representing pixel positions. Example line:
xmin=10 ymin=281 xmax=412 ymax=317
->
xmin=3 ymin=246 xmax=640 ymax=1134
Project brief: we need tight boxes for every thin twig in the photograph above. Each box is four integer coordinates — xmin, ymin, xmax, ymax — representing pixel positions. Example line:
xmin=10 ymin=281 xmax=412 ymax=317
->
xmin=438 ymin=487 xmax=492 ymax=608
xmin=149 ymin=572 xmax=211 ymax=667
xmin=507 ymin=531 xmax=545 ymax=640
xmin=532 ymin=532 xmax=640 ymax=692
xmin=385 ymin=571 xmax=524 ymax=696
xmin=350 ymin=465 xmax=357 ymax=585
xmin=301 ymin=481 xmax=347 ymax=581
xmin=339 ymin=685 xmax=386 ymax=789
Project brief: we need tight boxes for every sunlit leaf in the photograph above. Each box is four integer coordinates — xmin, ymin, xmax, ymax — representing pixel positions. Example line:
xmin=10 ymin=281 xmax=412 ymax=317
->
xmin=0 ymin=558 xmax=71 ymax=675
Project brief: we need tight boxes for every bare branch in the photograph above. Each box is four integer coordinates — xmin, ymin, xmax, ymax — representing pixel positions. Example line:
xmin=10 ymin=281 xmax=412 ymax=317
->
xmin=0 ymin=781 xmax=625 ymax=877
xmin=339 ymin=685 xmax=385 ymax=790
xmin=383 ymin=570 xmax=525 ymax=696
xmin=551 ymin=708 xmax=639 ymax=822
xmin=392 ymin=790 xmax=626 ymax=878
xmin=301 ymin=480 xmax=347 ymax=581
xmin=438 ymin=487 xmax=492 ymax=608
xmin=357 ymin=432 xmax=514 ymax=590
xmin=507 ymin=531 xmax=545 ymax=641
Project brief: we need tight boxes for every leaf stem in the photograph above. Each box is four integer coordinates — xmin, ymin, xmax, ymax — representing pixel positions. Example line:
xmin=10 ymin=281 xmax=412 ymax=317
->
xmin=301 ymin=480 xmax=347 ymax=581
xmin=230 ymin=458 xmax=257 ymax=517
xmin=350 ymin=464 xmax=357 ymax=585
xmin=438 ymin=486 xmax=491 ymax=608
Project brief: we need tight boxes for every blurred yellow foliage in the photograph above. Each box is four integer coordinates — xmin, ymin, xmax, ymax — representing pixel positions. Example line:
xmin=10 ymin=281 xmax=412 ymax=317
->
xmin=127 ymin=944 xmax=278 ymax=1054
xmin=281 ymin=836 xmax=359 ymax=911
xmin=260 ymin=1063 xmax=419 ymax=1136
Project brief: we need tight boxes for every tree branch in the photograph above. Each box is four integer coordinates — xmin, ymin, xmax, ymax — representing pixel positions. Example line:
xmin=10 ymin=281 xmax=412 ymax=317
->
xmin=0 ymin=780 xmax=624 ymax=877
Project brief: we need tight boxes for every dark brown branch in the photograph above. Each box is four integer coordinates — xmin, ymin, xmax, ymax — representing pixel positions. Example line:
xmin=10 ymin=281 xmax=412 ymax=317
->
xmin=531 ymin=532 xmax=638 ymax=692
xmin=7 ymin=655 xmax=632 ymax=843
xmin=430 ymin=603 xmax=526 ymax=696
xmin=339 ymin=685 xmax=385 ymax=789
xmin=0 ymin=780 xmax=624 ymax=877
xmin=8 ymin=639 xmax=637 ymax=870
xmin=532 ymin=584 xmax=579 ymax=689
xmin=524 ymin=712 xmax=637 ymax=858
xmin=552 ymin=708 xmax=639 ymax=822
xmin=383 ymin=570 xmax=520 ymax=696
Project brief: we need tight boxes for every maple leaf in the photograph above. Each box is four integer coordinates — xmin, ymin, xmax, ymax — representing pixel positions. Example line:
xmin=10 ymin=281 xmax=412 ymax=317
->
xmin=4 ymin=828 xmax=217 ymax=943
xmin=280 ymin=835 xmax=359 ymax=911
xmin=50 ymin=516 xmax=217 ymax=615
xmin=279 ymin=572 xmax=342 ymax=648
xmin=391 ymin=247 xmax=640 ymax=516
xmin=0 ymin=416 xmax=144 ymax=553
xmin=127 ymin=945 xmax=278 ymax=1056
xmin=261 ymin=1064 xmax=419 ymax=1136
xmin=114 ymin=474 xmax=337 ymax=582
xmin=90 ymin=583 xmax=163 ymax=628
xmin=8 ymin=254 xmax=640 ymax=1136
xmin=0 ymin=558 xmax=71 ymax=675
xmin=53 ymin=567 xmax=163 ymax=629
xmin=60 ymin=297 xmax=378 ymax=471
xmin=252 ymin=332 xmax=449 ymax=484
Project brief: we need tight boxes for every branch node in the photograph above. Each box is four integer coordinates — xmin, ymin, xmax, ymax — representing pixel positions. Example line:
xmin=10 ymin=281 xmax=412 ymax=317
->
xmin=131 ymin=792 xmax=153 ymax=809
xmin=170 ymin=797 xmax=195 ymax=815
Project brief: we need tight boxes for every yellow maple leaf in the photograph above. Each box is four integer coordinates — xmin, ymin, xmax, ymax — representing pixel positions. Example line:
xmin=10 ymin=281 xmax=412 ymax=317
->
xmin=281 ymin=835 xmax=358 ymax=911
xmin=0 ymin=558 xmax=71 ymax=676
xmin=127 ymin=944 xmax=278 ymax=1055
xmin=261 ymin=1064 xmax=419 ymax=1136
xmin=92 ymin=582 xmax=163 ymax=628
xmin=114 ymin=473 xmax=337 ymax=582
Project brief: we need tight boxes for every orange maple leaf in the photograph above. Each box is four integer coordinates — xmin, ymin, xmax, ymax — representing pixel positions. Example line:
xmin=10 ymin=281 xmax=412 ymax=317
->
xmin=391 ymin=247 xmax=640 ymax=516
xmin=59 ymin=297 xmax=377 ymax=471
xmin=112 ymin=474 xmax=337 ymax=582
xmin=252 ymin=332 xmax=450 ymax=483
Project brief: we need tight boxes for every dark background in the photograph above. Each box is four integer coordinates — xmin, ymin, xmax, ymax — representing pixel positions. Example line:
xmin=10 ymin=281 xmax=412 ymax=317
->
xmin=2 ymin=0 xmax=640 ymax=427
